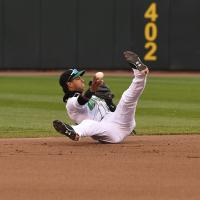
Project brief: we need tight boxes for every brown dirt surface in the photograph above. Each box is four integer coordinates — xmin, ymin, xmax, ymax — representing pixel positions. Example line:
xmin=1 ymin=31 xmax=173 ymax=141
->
xmin=0 ymin=135 xmax=200 ymax=200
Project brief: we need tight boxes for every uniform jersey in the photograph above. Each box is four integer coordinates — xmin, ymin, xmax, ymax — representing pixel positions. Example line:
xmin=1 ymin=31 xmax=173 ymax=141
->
xmin=66 ymin=94 xmax=110 ymax=124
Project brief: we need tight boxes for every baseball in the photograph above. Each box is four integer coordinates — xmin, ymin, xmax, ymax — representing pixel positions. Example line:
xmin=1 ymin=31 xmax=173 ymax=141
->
xmin=95 ymin=72 xmax=104 ymax=79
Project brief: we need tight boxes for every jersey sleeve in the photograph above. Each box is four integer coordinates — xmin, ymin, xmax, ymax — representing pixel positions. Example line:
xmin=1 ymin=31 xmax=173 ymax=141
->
xmin=66 ymin=97 xmax=88 ymax=123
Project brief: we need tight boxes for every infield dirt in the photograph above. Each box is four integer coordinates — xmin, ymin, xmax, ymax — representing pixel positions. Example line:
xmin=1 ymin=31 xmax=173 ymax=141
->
xmin=0 ymin=135 xmax=200 ymax=200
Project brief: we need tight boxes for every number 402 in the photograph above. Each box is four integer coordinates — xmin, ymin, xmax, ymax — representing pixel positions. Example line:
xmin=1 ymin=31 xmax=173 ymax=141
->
xmin=144 ymin=2 xmax=158 ymax=61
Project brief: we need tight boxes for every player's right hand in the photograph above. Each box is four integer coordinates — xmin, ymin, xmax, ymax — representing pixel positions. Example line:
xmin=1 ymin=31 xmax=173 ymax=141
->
xmin=90 ymin=76 xmax=103 ymax=92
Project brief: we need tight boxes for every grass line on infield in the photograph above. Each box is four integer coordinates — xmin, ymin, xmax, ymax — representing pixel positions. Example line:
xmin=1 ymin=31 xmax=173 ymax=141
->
xmin=0 ymin=75 xmax=200 ymax=138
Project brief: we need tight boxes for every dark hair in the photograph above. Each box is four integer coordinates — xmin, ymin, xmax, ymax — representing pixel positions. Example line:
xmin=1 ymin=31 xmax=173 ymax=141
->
xmin=59 ymin=68 xmax=85 ymax=102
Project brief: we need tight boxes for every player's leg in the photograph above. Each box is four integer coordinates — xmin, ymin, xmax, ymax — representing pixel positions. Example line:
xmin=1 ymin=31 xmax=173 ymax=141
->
xmin=107 ymin=70 xmax=147 ymax=130
xmin=72 ymin=119 xmax=124 ymax=143
xmin=53 ymin=119 xmax=124 ymax=143
xmin=105 ymin=52 xmax=149 ymax=134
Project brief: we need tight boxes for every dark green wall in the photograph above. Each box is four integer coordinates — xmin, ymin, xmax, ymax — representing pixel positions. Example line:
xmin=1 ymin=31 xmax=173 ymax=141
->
xmin=0 ymin=0 xmax=199 ymax=70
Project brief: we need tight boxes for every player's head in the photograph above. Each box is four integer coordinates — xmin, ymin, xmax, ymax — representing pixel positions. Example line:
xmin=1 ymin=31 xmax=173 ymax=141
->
xmin=59 ymin=68 xmax=85 ymax=92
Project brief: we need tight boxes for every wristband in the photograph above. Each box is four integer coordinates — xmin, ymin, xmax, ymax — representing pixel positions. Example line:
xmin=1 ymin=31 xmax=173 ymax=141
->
xmin=77 ymin=89 xmax=94 ymax=105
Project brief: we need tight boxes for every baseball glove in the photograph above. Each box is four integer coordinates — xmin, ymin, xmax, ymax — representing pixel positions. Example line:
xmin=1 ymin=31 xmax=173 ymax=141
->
xmin=89 ymin=81 xmax=116 ymax=112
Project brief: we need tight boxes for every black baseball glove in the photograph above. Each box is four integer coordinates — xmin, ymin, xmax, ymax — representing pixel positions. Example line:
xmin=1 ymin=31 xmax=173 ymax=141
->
xmin=89 ymin=81 xmax=116 ymax=112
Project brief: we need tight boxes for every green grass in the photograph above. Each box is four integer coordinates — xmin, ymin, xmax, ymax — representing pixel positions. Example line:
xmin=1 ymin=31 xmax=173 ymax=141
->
xmin=0 ymin=75 xmax=200 ymax=138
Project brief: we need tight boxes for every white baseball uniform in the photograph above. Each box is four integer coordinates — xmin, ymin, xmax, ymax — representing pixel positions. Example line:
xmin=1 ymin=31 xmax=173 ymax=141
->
xmin=65 ymin=69 xmax=147 ymax=143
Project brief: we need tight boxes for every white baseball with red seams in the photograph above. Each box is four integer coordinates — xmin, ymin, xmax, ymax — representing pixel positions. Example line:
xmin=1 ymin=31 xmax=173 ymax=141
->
xmin=95 ymin=72 xmax=104 ymax=79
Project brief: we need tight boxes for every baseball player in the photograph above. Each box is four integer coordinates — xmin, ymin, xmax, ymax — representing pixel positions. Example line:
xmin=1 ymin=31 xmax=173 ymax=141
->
xmin=53 ymin=51 xmax=149 ymax=143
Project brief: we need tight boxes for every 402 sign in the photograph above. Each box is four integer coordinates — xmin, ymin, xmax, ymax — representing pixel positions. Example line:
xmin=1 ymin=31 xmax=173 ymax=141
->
xmin=133 ymin=0 xmax=169 ymax=69
xmin=144 ymin=2 xmax=158 ymax=61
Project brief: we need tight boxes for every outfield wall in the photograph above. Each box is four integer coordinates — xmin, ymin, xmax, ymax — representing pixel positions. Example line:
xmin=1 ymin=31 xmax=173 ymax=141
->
xmin=0 ymin=0 xmax=199 ymax=70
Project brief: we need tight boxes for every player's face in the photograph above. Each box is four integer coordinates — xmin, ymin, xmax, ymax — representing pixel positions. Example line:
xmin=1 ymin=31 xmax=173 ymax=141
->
xmin=67 ymin=76 xmax=85 ymax=92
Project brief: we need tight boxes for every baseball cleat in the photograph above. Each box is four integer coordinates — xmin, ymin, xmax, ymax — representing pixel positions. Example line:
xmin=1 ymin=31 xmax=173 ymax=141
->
xmin=123 ymin=51 xmax=147 ymax=71
xmin=53 ymin=120 xmax=79 ymax=141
